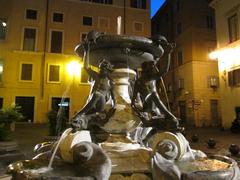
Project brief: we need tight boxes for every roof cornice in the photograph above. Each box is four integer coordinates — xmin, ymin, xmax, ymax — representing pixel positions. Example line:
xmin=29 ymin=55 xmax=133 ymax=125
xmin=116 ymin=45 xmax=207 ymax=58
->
xmin=209 ymin=0 xmax=222 ymax=8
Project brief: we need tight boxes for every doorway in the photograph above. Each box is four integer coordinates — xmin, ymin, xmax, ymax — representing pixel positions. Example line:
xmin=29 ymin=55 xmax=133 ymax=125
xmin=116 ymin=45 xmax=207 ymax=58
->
xmin=15 ymin=96 xmax=35 ymax=122
xmin=179 ymin=101 xmax=187 ymax=124
xmin=51 ymin=97 xmax=70 ymax=119
xmin=210 ymin=99 xmax=219 ymax=126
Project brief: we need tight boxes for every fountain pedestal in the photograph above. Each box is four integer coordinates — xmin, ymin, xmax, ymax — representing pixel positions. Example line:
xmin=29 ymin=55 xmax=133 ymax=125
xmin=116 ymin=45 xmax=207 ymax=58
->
xmin=102 ymin=68 xmax=140 ymax=134
xmin=97 ymin=68 xmax=152 ymax=177
xmin=100 ymin=134 xmax=152 ymax=175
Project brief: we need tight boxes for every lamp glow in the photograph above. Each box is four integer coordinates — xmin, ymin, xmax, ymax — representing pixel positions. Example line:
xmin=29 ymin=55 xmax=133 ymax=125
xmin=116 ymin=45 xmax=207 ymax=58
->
xmin=209 ymin=51 xmax=218 ymax=60
xmin=66 ymin=61 xmax=81 ymax=77
xmin=2 ymin=22 xmax=7 ymax=27
xmin=209 ymin=46 xmax=240 ymax=71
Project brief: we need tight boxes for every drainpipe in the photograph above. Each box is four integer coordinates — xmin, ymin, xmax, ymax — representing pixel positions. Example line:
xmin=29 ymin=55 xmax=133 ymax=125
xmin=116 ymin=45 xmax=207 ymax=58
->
xmin=41 ymin=0 xmax=49 ymax=99
xmin=123 ymin=0 xmax=126 ymax=34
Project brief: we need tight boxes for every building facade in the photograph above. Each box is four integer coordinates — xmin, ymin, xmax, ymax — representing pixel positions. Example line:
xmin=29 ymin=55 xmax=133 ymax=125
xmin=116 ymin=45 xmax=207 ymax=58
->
xmin=210 ymin=0 xmax=240 ymax=128
xmin=152 ymin=0 xmax=220 ymax=127
xmin=0 ymin=0 xmax=151 ymax=123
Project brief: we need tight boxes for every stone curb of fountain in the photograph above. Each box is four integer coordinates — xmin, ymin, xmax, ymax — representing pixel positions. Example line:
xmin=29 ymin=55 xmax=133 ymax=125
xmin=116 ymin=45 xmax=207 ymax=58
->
xmin=0 ymin=141 xmax=25 ymax=176
xmin=0 ymin=174 xmax=11 ymax=180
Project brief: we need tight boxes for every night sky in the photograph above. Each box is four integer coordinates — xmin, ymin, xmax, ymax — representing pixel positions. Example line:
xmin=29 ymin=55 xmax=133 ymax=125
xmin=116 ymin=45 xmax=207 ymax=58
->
xmin=151 ymin=0 xmax=165 ymax=18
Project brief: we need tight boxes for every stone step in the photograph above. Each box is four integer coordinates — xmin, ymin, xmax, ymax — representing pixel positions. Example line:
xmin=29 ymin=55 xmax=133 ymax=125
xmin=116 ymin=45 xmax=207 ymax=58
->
xmin=0 ymin=174 xmax=11 ymax=180
xmin=0 ymin=141 xmax=18 ymax=152
xmin=0 ymin=152 xmax=25 ymax=165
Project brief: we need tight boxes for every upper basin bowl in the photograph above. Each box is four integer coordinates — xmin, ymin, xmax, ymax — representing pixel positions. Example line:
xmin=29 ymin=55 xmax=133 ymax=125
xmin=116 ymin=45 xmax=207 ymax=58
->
xmin=75 ymin=33 xmax=164 ymax=69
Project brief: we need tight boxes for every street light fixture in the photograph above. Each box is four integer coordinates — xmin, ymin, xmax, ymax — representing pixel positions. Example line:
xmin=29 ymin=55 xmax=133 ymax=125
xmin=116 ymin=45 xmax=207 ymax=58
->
xmin=1 ymin=21 xmax=7 ymax=27
xmin=66 ymin=60 xmax=82 ymax=77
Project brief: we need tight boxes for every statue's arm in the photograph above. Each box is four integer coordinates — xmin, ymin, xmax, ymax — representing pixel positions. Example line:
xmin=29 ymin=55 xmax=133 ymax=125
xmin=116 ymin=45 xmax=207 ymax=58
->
xmin=110 ymin=80 xmax=116 ymax=108
xmin=156 ymin=45 xmax=174 ymax=77
xmin=83 ymin=51 xmax=98 ymax=79
xmin=151 ymin=60 xmax=171 ymax=80
xmin=160 ymin=52 xmax=172 ymax=76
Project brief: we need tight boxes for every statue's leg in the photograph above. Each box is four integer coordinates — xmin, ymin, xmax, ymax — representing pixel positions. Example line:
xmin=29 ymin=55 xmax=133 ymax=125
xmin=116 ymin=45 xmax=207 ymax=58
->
xmin=152 ymin=94 xmax=175 ymax=119
xmin=151 ymin=94 xmax=179 ymax=129
xmin=95 ymin=95 xmax=106 ymax=112
xmin=142 ymin=97 xmax=154 ymax=113
xmin=142 ymin=128 xmax=158 ymax=145
xmin=73 ymin=93 xmax=100 ymax=118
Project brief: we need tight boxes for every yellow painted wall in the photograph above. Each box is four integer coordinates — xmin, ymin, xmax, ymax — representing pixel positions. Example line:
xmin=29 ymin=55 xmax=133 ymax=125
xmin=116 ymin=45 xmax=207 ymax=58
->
xmin=0 ymin=0 xmax=150 ymax=123
xmin=210 ymin=0 xmax=240 ymax=128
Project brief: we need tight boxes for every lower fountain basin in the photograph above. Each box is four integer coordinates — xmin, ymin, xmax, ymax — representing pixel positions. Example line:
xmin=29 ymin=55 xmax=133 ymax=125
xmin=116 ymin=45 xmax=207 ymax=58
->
xmin=7 ymin=155 xmax=240 ymax=180
xmin=153 ymin=154 xmax=240 ymax=180
xmin=179 ymin=155 xmax=239 ymax=179
xmin=7 ymin=159 xmax=94 ymax=180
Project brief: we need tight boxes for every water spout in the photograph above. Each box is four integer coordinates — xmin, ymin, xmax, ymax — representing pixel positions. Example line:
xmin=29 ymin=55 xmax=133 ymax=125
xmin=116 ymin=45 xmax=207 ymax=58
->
xmin=48 ymin=128 xmax=73 ymax=169
xmin=55 ymin=80 xmax=72 ymax=136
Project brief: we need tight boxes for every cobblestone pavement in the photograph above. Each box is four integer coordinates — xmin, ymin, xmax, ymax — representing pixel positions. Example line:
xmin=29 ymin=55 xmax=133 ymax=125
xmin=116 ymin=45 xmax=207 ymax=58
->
xmin=185 ymin=126 xmax=239 ymax=155
xmin=12 ymin=123 xmax=49 ymax=159
xmin=0 ymin=123 xmax=48 ymax=177
xmin=0 ymin=123 xmax=240 ymax=178
xmin=185 ymin=126 xmax=240 ymax=165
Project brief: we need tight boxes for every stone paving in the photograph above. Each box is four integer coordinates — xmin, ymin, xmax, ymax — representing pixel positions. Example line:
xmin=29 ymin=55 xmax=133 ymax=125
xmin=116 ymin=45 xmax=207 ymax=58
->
xmin=0 ymin=123 xmax=240 ymax=178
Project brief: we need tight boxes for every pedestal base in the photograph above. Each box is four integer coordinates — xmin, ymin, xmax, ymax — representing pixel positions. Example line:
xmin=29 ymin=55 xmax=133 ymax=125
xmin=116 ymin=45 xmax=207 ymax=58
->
xmin=100 ymin=134 xmax=152 ymax=174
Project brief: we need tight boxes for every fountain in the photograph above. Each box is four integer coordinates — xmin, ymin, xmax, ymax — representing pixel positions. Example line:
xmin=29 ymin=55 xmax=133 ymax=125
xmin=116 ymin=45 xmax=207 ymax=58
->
xmin=6 ymin=31 xmax=240 ymax=179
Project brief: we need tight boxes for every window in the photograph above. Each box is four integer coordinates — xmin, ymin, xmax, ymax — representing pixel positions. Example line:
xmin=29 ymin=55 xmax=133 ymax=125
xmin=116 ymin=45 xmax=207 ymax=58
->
xmin=0 ymin=97 xmax=3 ymax=109
xmin=156 ymin=24 xmax=161 ymax=32
xmin=134 ymin=22 xmax=143 ymax=32
xmin=50 ymin=30 xmax=63 ymax=53
xmin=165 ymin=13 xmax=169 ymax=22
xmin=228 ymin=68 xmax=240 ymax=87
xmin=177 ymin=22 xmax=182 ymax=35
xmin=81 ymin=33 xmax=87 ymax=41
xmin=206 ymin=15 xmax=214 ymax=29
xmin=81 ymin=68 xmax=89 ymax=83
xmin=80 ymin=0 xmax=112 ymax=4
xmin=53 ymin=12 xmax=64 ymax=23
xmin=26 ymin=9 xmax=37 ymax=20
xmin=21 ymin=63 xmax=33 ymax=81
xmin=167 ymin=83 xmax=172 ymax=93
xmin=170 ymin=58 xmax=174 ymax=70
xmin=228 ymin=14 xmax=239 ymax=43
xmin=208 ymin=76 xmax=219 ymax=88
xmin=98 ymin=17 xmax=109 ymax=28
xmin=83 ymin=16 xmax=92 ymax=26
xmin=0 ymin=60 xmax=3 ymax=82
xmin=177 ymin=51 xmax=183 ymax=66
xmin=23 ymin=28 xmax=36 ymax=51
xmin=178 ymin=78 xmax=184 ymax=89
xmin=131 ymin=0 xmax=146 ymax=9
xmin=92 ymin=0 xmax=112 ymax=4
xmin=48 ymin=65 xmax=60 ymax=82
xmin=0 ymin=18 xmax=7 ymax=40
xmin=176 ymin=0 xmax=180 ymax=11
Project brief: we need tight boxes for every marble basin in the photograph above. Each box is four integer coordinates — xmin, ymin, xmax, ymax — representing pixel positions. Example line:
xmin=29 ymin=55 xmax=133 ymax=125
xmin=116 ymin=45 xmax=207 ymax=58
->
xmin=75 ymin=34 xmax=164 ymax=69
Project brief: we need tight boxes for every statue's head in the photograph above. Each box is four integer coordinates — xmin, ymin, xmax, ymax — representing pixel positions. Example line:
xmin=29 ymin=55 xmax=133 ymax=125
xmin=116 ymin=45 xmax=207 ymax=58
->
xmin=152 ymin=35 xmax=168 ymax=46
xmin=141 ymin=61 xmax=158 ymax=75
xmin=152 ymin=34 xmax=176 ymax=51
xmin=99 ymin=59 xmax=114 ymax=73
